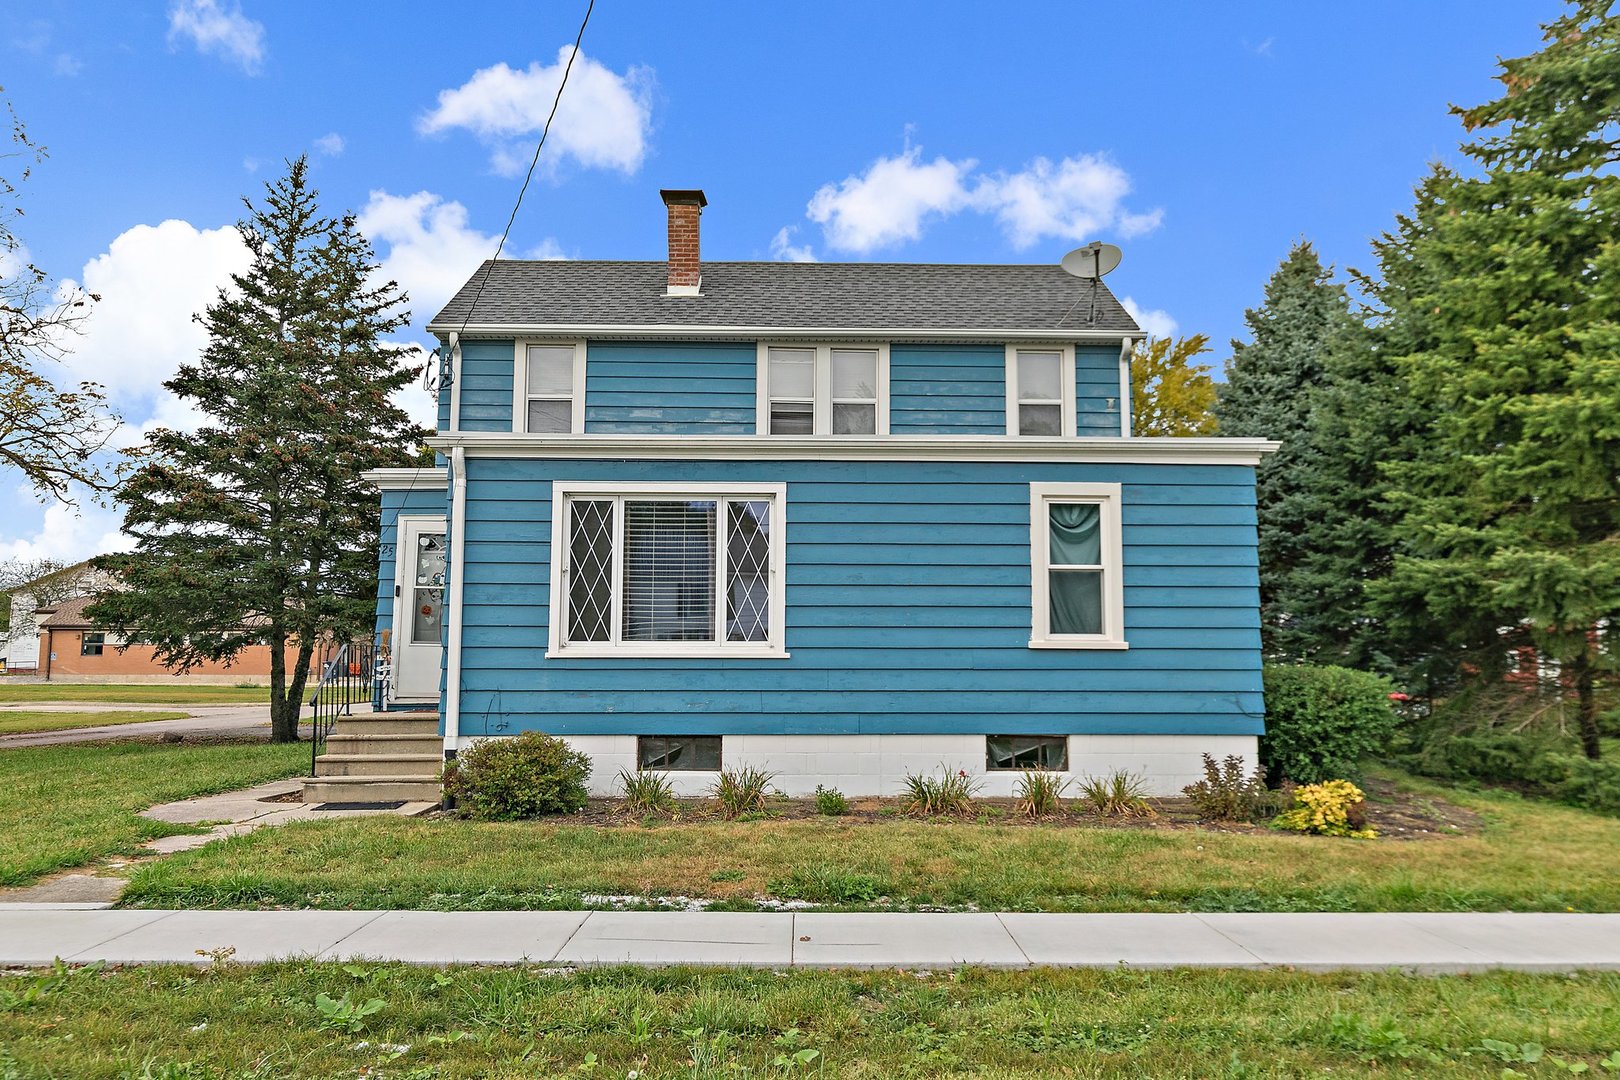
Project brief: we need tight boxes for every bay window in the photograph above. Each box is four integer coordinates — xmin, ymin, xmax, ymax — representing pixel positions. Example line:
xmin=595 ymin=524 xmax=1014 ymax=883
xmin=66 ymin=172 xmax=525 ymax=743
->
xmin=549 ymin=482 xmax=787 ymax=657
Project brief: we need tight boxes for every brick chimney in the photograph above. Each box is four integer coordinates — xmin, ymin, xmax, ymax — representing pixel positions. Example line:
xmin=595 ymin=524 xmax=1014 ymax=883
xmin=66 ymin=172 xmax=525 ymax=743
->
xmin=660 ymin=188 xmax=707 ymax=296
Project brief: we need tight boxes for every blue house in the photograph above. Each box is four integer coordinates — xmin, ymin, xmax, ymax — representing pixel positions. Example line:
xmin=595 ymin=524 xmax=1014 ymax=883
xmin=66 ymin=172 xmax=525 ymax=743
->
xmin=362 ymin=189 xmax=1276 ymax=798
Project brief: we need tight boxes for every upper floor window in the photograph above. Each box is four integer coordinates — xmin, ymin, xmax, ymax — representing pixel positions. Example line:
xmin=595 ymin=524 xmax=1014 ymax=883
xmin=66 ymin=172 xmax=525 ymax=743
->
xmin=514 ymin=341 xmax=584 ymax=433
xmin=549 ymin=482 xmax=788 ymax=658
xmin=1006 ymin=345 xmax=1076 ymax=436
xmin=1028 ymin=482 xmax=1127 ymax=650
xmin=758 ymin=344 xmax=888 ymax=435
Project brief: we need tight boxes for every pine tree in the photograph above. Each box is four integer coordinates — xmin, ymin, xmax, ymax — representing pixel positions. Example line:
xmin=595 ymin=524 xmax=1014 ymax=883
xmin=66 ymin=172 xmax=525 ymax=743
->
xmin=91 ymin=159 xmax=427 ymax=742
xmin=1377 ymin=0 xmax=1620 ymax=759
xmin=1130 ymin=334 xmax=1217 ymax=436
xmin=1215 ymin=241 xmax=1359 ymax=653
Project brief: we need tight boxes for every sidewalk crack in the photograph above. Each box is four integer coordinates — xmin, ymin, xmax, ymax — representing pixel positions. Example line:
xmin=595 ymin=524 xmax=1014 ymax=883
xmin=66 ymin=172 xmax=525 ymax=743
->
xmin=995 ymin=913 xmax=1032 ymax=967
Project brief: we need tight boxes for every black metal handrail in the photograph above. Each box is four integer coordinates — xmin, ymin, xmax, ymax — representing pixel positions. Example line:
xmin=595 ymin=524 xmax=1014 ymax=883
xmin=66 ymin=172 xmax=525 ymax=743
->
xmin=307 ymin=639 xmax=377 ymax=776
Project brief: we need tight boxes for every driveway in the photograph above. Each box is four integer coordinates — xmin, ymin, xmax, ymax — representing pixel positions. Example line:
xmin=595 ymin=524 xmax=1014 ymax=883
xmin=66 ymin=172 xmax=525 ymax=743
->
xmin=0 ymin=703 xmax=319 ymax=748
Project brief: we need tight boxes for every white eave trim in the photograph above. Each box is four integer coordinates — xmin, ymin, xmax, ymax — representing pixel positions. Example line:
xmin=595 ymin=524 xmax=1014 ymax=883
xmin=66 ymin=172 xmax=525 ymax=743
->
xmin=360 ymin=466 xmax=449 ymax=489
xmin=426 ymin=321 xmax=1148 ymax=344
xmin=424 ymin=434 xmax=1280 ymax=466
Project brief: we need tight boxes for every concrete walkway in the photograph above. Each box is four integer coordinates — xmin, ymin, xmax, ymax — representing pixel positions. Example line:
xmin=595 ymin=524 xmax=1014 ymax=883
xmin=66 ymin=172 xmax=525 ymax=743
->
xmin=1 ymin=910 xmax=1616 ymax=972
xmin=0 ymin=704 xmax=315 ymax=747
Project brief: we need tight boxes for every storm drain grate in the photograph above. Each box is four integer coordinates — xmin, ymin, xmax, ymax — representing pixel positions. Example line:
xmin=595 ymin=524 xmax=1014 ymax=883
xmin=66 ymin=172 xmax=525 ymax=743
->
xmin=312 ymin=801 xmax=407 ymax=811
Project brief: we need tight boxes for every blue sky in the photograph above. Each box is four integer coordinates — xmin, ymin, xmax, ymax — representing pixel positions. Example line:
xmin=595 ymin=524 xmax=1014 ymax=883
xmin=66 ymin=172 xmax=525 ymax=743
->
xmin=2 ymin=0 xmax=1556 ymax=561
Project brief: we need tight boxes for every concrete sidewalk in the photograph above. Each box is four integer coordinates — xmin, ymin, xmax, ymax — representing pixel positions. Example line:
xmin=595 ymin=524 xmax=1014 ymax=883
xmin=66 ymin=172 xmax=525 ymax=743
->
xmin=2 ymin=909 xmax=1617 ymax=972
xmin=0 ymin=704 xmax=312 ymax=748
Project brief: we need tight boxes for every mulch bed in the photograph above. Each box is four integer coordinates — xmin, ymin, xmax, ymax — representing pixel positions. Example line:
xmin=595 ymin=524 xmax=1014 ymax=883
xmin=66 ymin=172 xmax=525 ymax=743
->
xmin=543 ymin=775 xmax=1483 ymax=840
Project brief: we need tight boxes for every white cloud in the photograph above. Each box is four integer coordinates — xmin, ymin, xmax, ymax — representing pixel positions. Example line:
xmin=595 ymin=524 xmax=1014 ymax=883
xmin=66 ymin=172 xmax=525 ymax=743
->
xmin=419 ymin=47 xmax=653 ymax=176
xmin=55 ymin=219 xmax=250 ymax=423
xmin=806 ymin=147 xmax=977 ymax=254
xmin=53 ymin=54 xmax=83 ymax=77
xmin=803 ymin=145 xmax=1163 ymax=253
xmin=357 ymin=190 xmax=563 ymax=325
xmin=769 ymin=226 xmax=817 ymax=263
xmin=313 ymin=132 xmax=345 ymax=157
xmin=978 ymin=154 xmax=1159 ymax=249
xmin=1121 ymin=296 xmax=1178 ymax=339
xmin=167 ymin=0 xmax=266 ymax=75
xmin=0 ymin=500 xmax=133 ymax=564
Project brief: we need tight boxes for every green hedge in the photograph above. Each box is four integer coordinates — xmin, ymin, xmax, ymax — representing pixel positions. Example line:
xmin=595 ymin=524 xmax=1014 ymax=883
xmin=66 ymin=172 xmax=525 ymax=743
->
xmin=442 ymin=732 xmax=591 ymax=820
xmin=1260 ymin=664 xmax=1399 ymax=784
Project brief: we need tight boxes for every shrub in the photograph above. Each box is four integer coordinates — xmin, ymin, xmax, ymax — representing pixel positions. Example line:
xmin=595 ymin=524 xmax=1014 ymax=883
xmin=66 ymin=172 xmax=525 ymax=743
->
xmin=1261 ymin=664 xmax=1399 ymax=784
xmin=1535 ymin=754 xmax=1620 ymax=815
xmin=1182 ymin=754 xmax=1284 ymax=823
xmin=1076 ymin=770 xmax=1153 ymax=817
xmin=900 ymin=766 xmax=981 ymax=816
xmin=440 ymin=732 xmax=590 ymax=820
xmin=711 ymin=765 xmax=776 ymax=820
xmin=1014 ymin=770 xmax=1069 ymax=817
xmin=1273 ymin=780 xmax=1376 ymax=838
xmin=617 ymin=769 xmax=678 ymax=818
xmin=813 ymin=785 xmax=849 ymax=816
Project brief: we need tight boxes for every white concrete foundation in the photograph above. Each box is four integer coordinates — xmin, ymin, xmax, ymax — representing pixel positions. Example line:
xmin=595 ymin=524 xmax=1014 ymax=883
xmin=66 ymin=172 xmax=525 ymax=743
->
xmin=452 ymin=733 xmax=1259 ymax=798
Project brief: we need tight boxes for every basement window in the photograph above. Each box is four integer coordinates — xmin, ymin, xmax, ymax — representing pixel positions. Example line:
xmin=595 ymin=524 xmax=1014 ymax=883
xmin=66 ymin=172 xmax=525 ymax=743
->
xmin=986 ymin=735 xmax=1068 ymax=771
xmin=80 ymin=632 xmax=105 ymax=657
xmin=638 ymin=735 xmax=722 ymax=771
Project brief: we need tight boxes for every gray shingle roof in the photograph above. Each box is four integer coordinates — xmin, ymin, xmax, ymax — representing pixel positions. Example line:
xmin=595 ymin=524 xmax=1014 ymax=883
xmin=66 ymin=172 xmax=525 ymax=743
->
xmin=428 ymin=260 xmax=1140 ymax=334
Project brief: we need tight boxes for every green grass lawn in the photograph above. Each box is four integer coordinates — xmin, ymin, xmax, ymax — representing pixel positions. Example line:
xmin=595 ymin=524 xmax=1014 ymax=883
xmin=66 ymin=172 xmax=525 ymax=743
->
xmin=0 ymin=740 xmax=307 ymax=887
xmin=0 ymin=683 xmax=269 ymax=705
xmin=123 ymin=772 xmax=1620 ymax=913
xmin=0 ymin=709 xmax=187 ymax=735
xmin=1 ymin=963 xmax=1616 ymax=1078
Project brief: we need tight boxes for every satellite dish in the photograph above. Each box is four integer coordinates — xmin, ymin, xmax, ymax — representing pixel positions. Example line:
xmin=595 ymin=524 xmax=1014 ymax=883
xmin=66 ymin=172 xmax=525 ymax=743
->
xmin=1061 ymin=241 xmax=1122 ymax=280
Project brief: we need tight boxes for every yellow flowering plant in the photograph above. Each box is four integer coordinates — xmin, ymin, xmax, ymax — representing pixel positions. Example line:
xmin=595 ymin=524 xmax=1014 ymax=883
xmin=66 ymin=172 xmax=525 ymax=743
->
xmin=1272 ymin=779 xmax=1376 ymax=839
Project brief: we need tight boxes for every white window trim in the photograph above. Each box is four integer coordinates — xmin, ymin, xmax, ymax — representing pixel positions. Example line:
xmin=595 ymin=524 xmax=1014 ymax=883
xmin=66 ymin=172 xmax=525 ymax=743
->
xmin=756 ymin=343 xmax=889 ymax=436
xmin=1029 ymin=481 xmax=1127 ymax=650
xmin=513 ymin=339 xmax=587 ymax=434
xmin=1006 ymin=344 xmax=1077 ymax=437
xmin=547 ymin=480 xmax=790 ymax=659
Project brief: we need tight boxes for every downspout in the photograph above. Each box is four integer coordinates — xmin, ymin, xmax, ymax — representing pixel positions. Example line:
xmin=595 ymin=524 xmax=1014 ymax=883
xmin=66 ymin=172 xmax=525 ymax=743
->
xmin=443 ymin=445 xmax=468 ymax=762
xmin=1117 ymin=336 xmax=1134 ymax=437
xmin=43 ymin=628 xmax=52 ymax=680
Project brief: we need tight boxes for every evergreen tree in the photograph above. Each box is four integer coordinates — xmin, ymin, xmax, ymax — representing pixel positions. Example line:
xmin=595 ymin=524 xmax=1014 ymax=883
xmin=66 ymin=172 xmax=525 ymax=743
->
xmin=1215 ymin=241 xmax=1359 ymax=653
xmin=1130 ymin=334 xmax=1217 ymax=436
xmin=1282 ymin=176 xmax=1451 ymax=676
xmin=1376 ymin=0 xmax=1620 ymax=759
xmin=91 ymin=159 xmax=427 ymax=742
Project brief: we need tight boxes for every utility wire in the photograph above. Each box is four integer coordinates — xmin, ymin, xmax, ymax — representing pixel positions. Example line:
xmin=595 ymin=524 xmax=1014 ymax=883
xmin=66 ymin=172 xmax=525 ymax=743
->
xmin=451 ymin=0 xmax=597 ymax=348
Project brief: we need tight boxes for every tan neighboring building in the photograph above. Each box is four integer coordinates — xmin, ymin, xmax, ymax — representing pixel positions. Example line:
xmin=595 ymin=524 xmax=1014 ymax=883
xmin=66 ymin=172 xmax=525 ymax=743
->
xmin=35 ymin=596 xmax=282 ymax=685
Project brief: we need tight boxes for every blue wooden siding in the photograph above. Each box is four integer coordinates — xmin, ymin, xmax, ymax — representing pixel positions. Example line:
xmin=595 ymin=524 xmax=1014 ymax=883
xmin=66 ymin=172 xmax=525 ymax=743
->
xmin=889 ymin=344 xmax=1006 ymax=434
xmin=456 ymin=339 xmax=516 ymax=432
xmin=1076 ymin=345 xmax=1122 ymax=437
xmin=585 ymin=341 xmax=756 ymax=434
xmin=450 ymin=457 xmax=1263 ymax=739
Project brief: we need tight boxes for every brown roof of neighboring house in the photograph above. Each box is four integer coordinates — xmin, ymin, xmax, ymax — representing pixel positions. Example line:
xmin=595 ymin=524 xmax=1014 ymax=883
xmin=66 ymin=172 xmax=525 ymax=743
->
xmin=34 ymin=595 xmax=100 ymax=629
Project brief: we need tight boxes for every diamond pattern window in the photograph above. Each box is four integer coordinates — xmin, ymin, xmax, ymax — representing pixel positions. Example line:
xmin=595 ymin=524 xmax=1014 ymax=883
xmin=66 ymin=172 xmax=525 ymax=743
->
xmin=556 ymin=486 xmax=784 ymax=655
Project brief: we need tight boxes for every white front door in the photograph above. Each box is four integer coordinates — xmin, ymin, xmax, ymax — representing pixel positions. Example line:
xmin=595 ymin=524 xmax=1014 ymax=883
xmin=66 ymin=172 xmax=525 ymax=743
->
xmin=392 ymin=516 xmax=447 ymax=702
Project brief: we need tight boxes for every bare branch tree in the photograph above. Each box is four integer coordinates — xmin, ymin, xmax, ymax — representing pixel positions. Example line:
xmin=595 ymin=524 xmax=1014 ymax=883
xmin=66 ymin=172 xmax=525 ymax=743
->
xmin=0 ymin=87 xmax=118 ymax=504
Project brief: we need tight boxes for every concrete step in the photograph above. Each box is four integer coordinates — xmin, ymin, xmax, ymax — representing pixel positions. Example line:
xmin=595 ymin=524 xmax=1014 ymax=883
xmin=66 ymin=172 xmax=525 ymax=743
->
xmin=315 ymin=753 xmax=442 ymax=778
xmin=328 ymin=714 xmax=439 ymax=736
xmin=302 ymin=775 xmax=442 ymax=804
xmin=323 ymin=733 xmax=443 ymax=757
